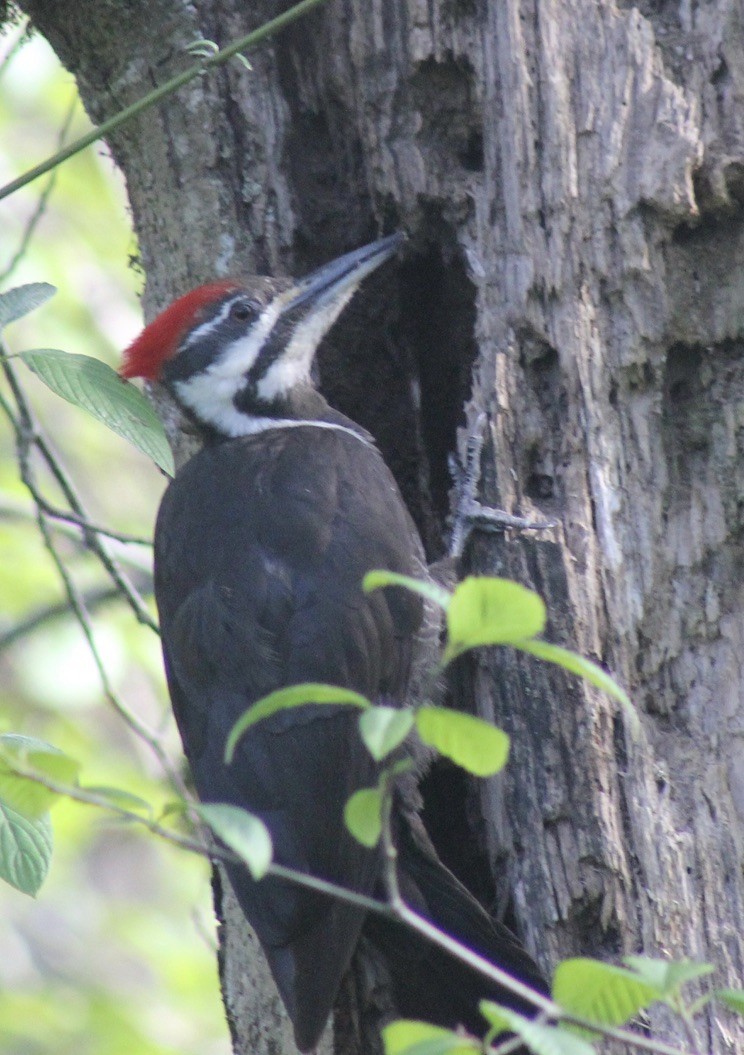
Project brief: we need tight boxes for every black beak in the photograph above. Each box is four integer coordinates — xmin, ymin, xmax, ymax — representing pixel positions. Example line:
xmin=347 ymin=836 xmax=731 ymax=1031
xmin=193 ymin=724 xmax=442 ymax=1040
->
xmin=284 ymin=233 xmax=406 ymax=315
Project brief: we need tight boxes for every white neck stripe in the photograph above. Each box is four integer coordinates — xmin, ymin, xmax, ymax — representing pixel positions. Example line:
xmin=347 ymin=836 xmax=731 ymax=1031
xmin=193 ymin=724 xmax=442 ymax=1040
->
xmin=220 ymin=416 xmax=373 ymax=445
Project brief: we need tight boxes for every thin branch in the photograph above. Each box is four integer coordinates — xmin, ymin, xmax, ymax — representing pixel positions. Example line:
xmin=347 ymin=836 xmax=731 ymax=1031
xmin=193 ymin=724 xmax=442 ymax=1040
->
xmin=379 ymin=773 xmax=402 ymax=908
xmin=0 ymin=579 xmax=152 ymax=653
xmin=399 ymin=900 xmax=554 ymax=1017
xmin=0 ymin=0 xmax=331 ymax=203
xmin=395 ymin=905 xmax=698 ymax=1055
xmin=6 ymin=760 xmax=702 ymax=1055
xmin=671 ymin=999 xmax=704 ymax=1055
xmin=31 ymin=508 xmax=187 ymax=800
xmin=374 ymin=766 xmax=696 ymax=1055
xmin=0 ymin=496 xmax=153 ymax=551
xmin=7 ymin=763 xmax=390 ymax=915
xmin=0 ymin=92 xmax=78 ymax=283
xmin=0 ymin=354 xmax=158 ymax=631
xmin=32 ymin=430 xmax=157 ymax=628
xmin=0 ymin=354 xmax=187 ymax=794
xmin=490 ymin=1030 xmax=539 ymax=1055
xmin=0 ymin=19 xmax=31 ymax=81
xmin=2 ymin=494 xmax=154 ymax=547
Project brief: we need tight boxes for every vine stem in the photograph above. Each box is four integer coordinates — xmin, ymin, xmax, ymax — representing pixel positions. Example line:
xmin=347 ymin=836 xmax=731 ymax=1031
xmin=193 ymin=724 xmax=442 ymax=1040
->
xmin=0 ymin=358 xmax=158 ymax=632
xmin=6 ymin=761 xmax=701 ymax=1055
xmin=0 ymin=352 xmax=191 ymax=796
xmin=0 ymin=0 xmax=330 ymax=203
xmin=0 ymin=581 xmax=152 ymax=652
xmin=0 ymin=494 xmax=153 ymax=549
xmin=375 ymin=768 xmax=698 ymax=1055
xmin=0 ymin=92 xmax=77 ymax=282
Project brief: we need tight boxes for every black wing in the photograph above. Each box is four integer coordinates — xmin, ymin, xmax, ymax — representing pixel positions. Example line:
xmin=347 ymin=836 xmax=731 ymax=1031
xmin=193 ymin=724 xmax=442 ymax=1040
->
xmin=154 ymin=425 xmax=425 ymax=1049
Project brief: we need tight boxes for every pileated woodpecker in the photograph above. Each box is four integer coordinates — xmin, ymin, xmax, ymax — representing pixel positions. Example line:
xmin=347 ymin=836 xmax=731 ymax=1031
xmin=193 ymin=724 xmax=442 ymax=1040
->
xmin=121 ymin=234 xmax=546 ymax=1052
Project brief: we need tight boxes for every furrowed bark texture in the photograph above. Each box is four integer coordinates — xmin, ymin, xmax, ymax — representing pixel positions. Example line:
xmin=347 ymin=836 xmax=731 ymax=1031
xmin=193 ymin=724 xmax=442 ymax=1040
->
xmin=19 ymin=0 xmax=744 ymax=1051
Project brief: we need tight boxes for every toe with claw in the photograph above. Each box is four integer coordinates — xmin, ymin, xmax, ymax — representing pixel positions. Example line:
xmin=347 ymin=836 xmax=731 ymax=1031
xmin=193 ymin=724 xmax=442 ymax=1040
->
xmin=449 ymin=412 xmax=555 ymax=558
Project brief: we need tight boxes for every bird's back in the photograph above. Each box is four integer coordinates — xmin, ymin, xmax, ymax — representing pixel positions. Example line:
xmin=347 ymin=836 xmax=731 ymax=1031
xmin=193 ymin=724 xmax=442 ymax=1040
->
xmin=154 ymin=422 xmax=431 ymax=1049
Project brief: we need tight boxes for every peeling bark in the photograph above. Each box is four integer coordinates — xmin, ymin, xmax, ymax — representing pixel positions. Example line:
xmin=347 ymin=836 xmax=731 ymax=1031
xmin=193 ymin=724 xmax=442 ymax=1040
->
xmin=17 ymin=0 xmax=744 ymax=1051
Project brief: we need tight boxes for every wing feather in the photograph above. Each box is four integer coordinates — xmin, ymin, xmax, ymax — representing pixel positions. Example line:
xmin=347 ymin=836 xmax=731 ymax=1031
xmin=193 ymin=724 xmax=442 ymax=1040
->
xmin=155 ymin=426 xmax=426 ymax=1043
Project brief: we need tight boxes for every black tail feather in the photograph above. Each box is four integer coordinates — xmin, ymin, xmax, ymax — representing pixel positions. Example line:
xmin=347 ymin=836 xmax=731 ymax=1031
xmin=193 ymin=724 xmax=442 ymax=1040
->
xmin=361 ymin=809 xmax=548 ymax=1037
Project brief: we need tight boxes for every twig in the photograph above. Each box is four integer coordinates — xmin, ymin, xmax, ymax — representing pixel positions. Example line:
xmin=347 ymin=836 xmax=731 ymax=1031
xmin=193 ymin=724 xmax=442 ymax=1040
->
xmin=0 ymin=496 xmax=153 ymax=551
xmin=395 ymin=905 xmax=697 ymax=1055
xmin=0 ymin=354 xmax=187 ymax=795
xmin=0 ymin=356 xmax=158 ymax=631
xmin=376 ymin=782 xmax=694 ymax=1055
xmin=397 ymin=896 xmax=550 ymax=1013
xmin=0 ymin=19 xmax=31 ymax=81
xmin=490 ymin=1029 xmax=539 ymax=1055
xmin=671 ymin=999 xmax=704 ymax=1054
xmin=7 ymin=762 xmax=389 ymax=915
xmin=379 ymin=773 xmax=402 ymax=908
xmin=0 ymin=92 xmax=77 ymax=283
xmin=0 ymin=580 xmax=152 ymax=652
xmin=7 ymin=760 xmax=701 ymax=1055
xmin=31 ymin=508 xmax=186 ymax=799
xmin=0 ymin=0 xmax=331 ymax=203
xmin=0 ymin=493 xmax=154 ymax=547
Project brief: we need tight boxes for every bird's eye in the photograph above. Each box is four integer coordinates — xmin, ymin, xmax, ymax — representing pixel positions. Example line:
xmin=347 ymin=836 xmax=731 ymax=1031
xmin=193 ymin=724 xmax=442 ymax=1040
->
xmin=229 ymin=300 xmax=254 ymax=322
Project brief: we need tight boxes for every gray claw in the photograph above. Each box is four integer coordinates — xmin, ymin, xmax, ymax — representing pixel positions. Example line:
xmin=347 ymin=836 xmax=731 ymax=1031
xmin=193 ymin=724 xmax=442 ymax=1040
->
xmin=449 ymin=413 xmax=555 ymax=558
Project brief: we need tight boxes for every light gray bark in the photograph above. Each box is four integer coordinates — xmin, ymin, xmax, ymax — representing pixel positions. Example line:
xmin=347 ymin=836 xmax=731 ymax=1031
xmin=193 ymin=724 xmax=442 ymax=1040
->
xmin=18 ymin=0 xmax=744 ymax=1051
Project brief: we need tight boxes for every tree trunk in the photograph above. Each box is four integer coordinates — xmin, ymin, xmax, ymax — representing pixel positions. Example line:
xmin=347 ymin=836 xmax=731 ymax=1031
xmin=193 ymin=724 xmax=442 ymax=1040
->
xmin=19 ymin=0 xmax=744 ymax=1051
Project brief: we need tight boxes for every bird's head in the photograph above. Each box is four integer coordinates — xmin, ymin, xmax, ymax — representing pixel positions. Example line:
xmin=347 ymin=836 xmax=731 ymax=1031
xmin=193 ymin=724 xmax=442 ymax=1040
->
xmin=120 ymin=233 xmax=404 ymax=438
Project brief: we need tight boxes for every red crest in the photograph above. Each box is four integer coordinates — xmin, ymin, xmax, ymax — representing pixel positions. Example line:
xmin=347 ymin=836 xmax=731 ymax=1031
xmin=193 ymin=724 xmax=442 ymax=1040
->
xmin=120 ymin=281 xmax=240 ymax=380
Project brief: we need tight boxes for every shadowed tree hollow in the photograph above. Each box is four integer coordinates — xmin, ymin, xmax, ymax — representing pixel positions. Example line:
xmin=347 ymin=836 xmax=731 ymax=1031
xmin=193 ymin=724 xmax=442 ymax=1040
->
xmin=13 ymin=0 xmax=744 ymax=1051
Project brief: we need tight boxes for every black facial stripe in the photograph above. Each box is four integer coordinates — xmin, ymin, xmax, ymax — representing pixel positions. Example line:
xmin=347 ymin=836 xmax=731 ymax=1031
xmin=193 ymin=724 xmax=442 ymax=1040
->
xmin=232 ymin=379 xmax=285 ymax=418
xmin=242 ymin=304 xmax=307 ymax=389
xmin=162 ymin=294 xmax=260 ymax=385
xmin=164 ymin=329 xmax=226 ymax=384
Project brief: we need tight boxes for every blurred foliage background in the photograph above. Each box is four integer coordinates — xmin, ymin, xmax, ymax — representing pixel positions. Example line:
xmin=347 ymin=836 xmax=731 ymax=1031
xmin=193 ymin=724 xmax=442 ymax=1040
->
xmin=0 ymin=20 xmax=230 ymax=1055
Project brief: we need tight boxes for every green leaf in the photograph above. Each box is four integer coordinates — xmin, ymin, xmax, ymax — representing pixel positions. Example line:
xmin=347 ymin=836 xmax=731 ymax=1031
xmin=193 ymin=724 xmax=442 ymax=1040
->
xmin=382 ymin=1040 xmax=474 ymax=1055
xmin=83 ymin=785 xmax=153 ymax=816
xmin=0 ymin=801 xmax=52 ymax=895
xmin=0 ymin=734 xmax=80 ymax=819
xmin=444 ymin=577 xmax=546 ymax=663
xmin=415 ymin=707 xmax=509 ymax=777
xmin=622 ymin=956 xmax=714 ymax=997
xmin=382 ymin=1020 xmax=479 ymax=1055
xmin=225 ymin=682 xmax=370 ymax=762
xmin=196 ymin=803 xmax=272 ymax=879
xmin=715 ymin=989 xmax=744 ymax=1016
xmin=359 ymin=707 xmax=414 ymax=761
xmin=553 ymin=958 xmax=661 ymax=1027
xmin=344 ymin=788 xmax=383 ymax=848
xmin=481 ymin=1004 xmax=595 ymax=1055
xmin=514 ymin=640 xmax=640 ymax=737
xmin=159 ymin=800 xmax=190 ymax=821
xmin=363 ymin=570 xmax=451 ymax=610
xmin=478 ymin=1000 xmax=513 ymax=1037
xmin=17 ymin=349 xmax=174 ymax=475
xmin=0 ymin=283 xmax=56 ymax=330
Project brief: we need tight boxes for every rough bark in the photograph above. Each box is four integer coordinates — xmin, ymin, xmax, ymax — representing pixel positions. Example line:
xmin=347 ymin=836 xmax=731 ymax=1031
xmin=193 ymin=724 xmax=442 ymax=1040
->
xmin=17 ymin=0 xmax=744 ymax=1051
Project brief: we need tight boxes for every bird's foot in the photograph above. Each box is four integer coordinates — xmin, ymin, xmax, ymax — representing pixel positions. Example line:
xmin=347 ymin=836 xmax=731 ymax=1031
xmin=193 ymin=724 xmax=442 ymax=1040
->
xmin=448 ymin=412 xmax=555 ymax=559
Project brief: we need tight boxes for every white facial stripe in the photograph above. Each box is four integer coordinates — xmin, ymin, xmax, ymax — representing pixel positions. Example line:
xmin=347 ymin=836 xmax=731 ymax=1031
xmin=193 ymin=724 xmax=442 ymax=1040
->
xmin=174 ymin=278 xmax=364 ymax=433
xmin=174 ymin=371 xmax=246 ymax=430
xmin=256 ymin=287 xmax=356 ymax=402
xmin=205 ymin=297 xmax=285 ymax=380
xmin=180 ymin=295 xmax=241 ymax=350
xmin=174 ymin=297 xmax=289 ymax=428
